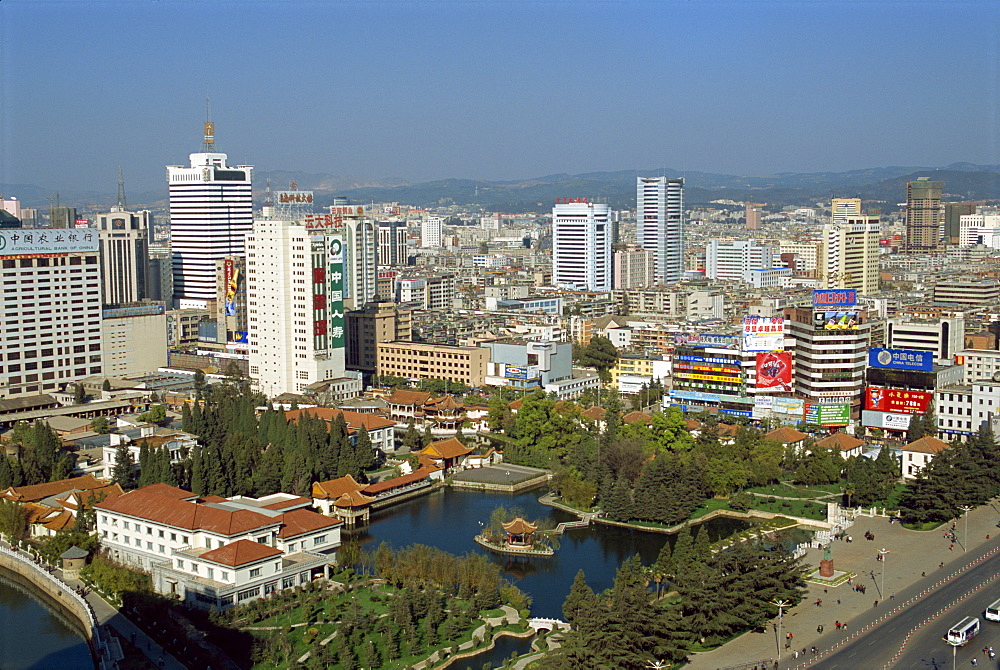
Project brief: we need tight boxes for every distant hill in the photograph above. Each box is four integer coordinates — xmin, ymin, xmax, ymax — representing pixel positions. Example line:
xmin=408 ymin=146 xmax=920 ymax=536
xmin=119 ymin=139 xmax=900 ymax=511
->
xmin=4 ymin=163 xmax=998 ymax=214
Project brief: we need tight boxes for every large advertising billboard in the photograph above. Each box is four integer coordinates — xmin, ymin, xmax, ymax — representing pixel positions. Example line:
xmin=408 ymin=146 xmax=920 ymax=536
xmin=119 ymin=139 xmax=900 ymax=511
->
xmin=743 ymin=316 xmax=785 ymax=352
xmin=867 ymin=347 xmax=934 ymax=372
xmin=224 ymin=259 xmax=238 ymax=317
xmin=861 ymin=410 xmax=912 ymax=431
xmin=505 ymin=366 xmax=529 ymax=380
xmin=804 ymin=403 xmax=851 ymax=426
xmin=813 ymin=288 xmax=857 ymax=307
xmin=821 ymin=311 xmax=860 ymax=330
xmin=327 ymin=236 xmax=345 ymax=350
xmin=756 ymin=351 xmax=793 ymax=391
xmin=672 ymin=332 xmax=740 ymax=349
xmin=0 ymin=229 xmax=98 ymax=256
xmin=865 ymin=387 xmax=932 ymax=415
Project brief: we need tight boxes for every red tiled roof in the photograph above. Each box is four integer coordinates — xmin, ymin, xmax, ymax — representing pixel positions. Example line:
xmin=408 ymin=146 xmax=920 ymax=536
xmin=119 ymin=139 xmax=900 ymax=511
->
xmin=764 ymin=426 xmax=808 ymax=444
xmin=581 ymin=406 xmax=606 ymax=421
xmin=418 ymin=437 xmax=472 ymax=460
xmin=622 ymin=411 xmax=652 ymax=425
xmin=42 ymin=510 xmax=76 ymax=532
xmin=904 ymin=436 xmax=949 ymax=454
xmin=199 ymin=539 xmax=282 ymax=567
xmin=362 ymin=470 xmax=430 ymax=495
xmin=312 ymin=475 xmax=367 ymax=500
xmin=138 ymin=483 xmax=196 ymax=500
xmin=262 ymin=495 xmax=313 ymax=511
xmin=383 ymin=390 xmax=434 ymax=406
xmin=684 ymin=419 xmax=702 ymax=430
xmin=1 ymin=474 xmax=107 ymax=503
xmin=276 ymin=508 xmax=341 ymax=539
xmin=96 ymin=487 xmax=280 ymax=536
xmin=285 ymin=408 xmax=396 ymax=432
xmin=815 ymin=432 xmax=864 ymax=451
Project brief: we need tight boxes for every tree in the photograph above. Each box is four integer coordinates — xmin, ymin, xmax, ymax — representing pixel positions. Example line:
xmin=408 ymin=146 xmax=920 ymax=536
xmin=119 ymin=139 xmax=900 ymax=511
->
xmin=74 ymin=383 xmax=86 ymax=404
xmin=90 ymin=416 xmax=111 ymax=434
xmin=0 ymin=499 xmax=29 ymax=541
xmin=102 ymin=379 xmax=111 ymax=392
xmin=111 ymin=443 xmax=136 ymax=489
xmin=906 ymin=413 xmax=925 ymax=443
xmin=578 ymin=336 xmax=618 ymax=384
xmin=193 ymin=369 xmax=207 ymax=403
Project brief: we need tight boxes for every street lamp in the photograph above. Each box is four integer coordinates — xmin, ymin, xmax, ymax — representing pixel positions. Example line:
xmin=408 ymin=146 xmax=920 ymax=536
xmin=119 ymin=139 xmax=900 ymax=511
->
xmin=878 ymin=548 xmax=890 ymax=599
xmin=771 ymin=598 xmax=790 ymax=664
xmin=960 ymin=505 xmax=973 ymax=552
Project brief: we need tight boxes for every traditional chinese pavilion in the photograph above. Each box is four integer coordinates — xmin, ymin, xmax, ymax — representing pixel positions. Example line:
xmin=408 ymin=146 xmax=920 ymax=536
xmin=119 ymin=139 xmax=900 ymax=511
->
xmin=501 ymin=517 xmax=537 ymax=548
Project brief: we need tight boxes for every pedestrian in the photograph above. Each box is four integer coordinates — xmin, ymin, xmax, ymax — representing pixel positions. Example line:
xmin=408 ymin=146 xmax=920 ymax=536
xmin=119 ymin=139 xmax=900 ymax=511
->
xmin=842 ymin=623 xmax=847 ymax=632
xmin=950 ymin=544 xmax=954 ymax=551
xmin=835 ymin=621 xmax=841 ymax=630
xmin=817 ymin=625 xmax=823 ymax=634
xmin=940 ymin=561 xmax=945 ymax=568
xmin=836 ymin=599 xmax=841 ymax=605
xmin=890 ymin=593 xmax=895 ymax=600
xmin=874 ymin=600 xmax=878 ymax=608
xmin=921 ymin=571 xmax=926 ymax=577
xmin=972 ymin=658 xmax=978 ymax=667
xmin=794 ymin=650 xmax=799 ymax=659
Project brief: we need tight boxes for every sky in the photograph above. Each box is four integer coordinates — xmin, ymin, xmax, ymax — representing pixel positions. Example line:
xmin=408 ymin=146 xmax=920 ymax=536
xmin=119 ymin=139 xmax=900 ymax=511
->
xmin=1 ymin=0 xmax=999 ymax=196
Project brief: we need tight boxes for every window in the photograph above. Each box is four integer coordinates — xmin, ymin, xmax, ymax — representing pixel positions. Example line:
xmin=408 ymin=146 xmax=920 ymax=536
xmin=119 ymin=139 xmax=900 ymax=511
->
xmin=191 ymin=563 xmax=198 ymax=573
xmin=221 ymin=571 xmax=229 ymax=581
xmin=249 ymin=568 xmax=261 ymax=578
xmin=207 ymin=568 xmax=214 ymax=579
xmin=176 ymin=560 xmax=184 ymax=569
xmin=158 ymin=545 xmax=165 ymax=554
xmin=313 ymin=535 xmax=327 ymax=546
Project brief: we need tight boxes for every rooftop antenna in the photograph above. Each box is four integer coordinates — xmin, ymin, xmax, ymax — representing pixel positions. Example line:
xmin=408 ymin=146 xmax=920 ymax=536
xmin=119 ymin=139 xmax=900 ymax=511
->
xmin=263 ymin=180 xmax=274 ymax=206
xmin=114 ymin=165 xmax=127 ymax=212
xmin=203 ymin=98 xmax=215 ymax=152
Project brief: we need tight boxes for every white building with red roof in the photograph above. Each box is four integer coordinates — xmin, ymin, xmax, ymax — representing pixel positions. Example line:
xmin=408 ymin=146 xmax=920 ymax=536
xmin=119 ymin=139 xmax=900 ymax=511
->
xmin=95 ymin=484 xmax=341 ymax=609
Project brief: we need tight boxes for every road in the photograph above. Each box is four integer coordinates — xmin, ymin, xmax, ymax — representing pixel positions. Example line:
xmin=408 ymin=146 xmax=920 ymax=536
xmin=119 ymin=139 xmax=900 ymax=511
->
xmin=813 ymin=549 xmax=1000 ymax=669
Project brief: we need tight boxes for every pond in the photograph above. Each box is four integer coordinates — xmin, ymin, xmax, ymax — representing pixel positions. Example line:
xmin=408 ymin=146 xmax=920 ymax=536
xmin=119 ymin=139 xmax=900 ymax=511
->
xmin=0 ymin=569 xmax=93 ymax=670
xmin=347 ymin=486 xmax=759 ymax=619
xmin=454 ymin=632 xmax=537 ymax=670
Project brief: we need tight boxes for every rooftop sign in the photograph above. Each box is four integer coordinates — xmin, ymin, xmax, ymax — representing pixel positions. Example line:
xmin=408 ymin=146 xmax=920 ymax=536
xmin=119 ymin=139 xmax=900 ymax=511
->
xmin=0 ymin=229 xmax=98 ymax=256
xmin=813 ymin=288 xmax=857 ymax=307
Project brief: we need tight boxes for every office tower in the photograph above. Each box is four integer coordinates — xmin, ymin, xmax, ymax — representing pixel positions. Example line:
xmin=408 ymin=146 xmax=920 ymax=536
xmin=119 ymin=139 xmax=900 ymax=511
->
xmin=377 ymin=220 xmax=408 ymax=267
xmin=959 ymin=212 xmax=1000 ymax=247
xmin=552 ymin=201 xmax=611 ymax=292
xmin=146 ymin=253 xmax=174 ymax=303
xmin=636 ymin=177 xmax=684 ymax=285
xmin=344 ymin=217 xmax=378 ymax=309
xmin=745 ymin=202 xmax=762 ymax=230
xmin=905 ymin=177 xmax=943 ymax=251
xmin=818 ymin=211 xmax=880 ymax=294
xmin=944 ymin=202 xmax=980 ymax=244
xmin=246 ymin=219 xmax=346 ymax=397
xmin=705 ymin=239 xmax=775 ymax=283
xmin=346 ymin=303 xmax=412 ymax=375
xmin=167 ymin=122 xmax=253 ymax=305
xmin=421 ymin=216 xmax=443 ymax=248
xmin=831 ymin=198 xmax=862 ymax=224
xmin=49 ymin=204 xmax=78 ymax=229
xmin=97 ymin=171 xmax=151 ymax=306
xmin=0 ymin=230 xmax=103 ymax=399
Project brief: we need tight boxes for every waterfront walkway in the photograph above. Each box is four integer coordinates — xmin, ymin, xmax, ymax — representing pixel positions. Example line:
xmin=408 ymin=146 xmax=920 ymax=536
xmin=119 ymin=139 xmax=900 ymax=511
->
xmin=410 ymin=604 xmax=520 ymax=669
xmin=686 ymin=502 xmax=1000 ymax=669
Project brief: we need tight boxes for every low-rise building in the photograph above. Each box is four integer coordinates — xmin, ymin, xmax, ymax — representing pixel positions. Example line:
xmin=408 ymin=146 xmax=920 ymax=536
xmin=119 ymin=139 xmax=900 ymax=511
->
xmin=376 ymin=341 xmax=488 ymax=388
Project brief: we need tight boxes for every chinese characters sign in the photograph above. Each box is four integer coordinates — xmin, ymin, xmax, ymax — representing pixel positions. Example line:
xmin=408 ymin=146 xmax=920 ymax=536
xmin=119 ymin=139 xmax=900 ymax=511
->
xmin=327 ymin=236 xmax=345 ymax=350
xmin=742 ymin=316 xmax=784 ymax=352
xmin=865 ymin=387 xmax=932 ymax=415
xmin=867 ymin=347 xmax=934 ymax=371
xmin=755 ymin=351 xmax=793 ymax=391
xmin=0 ymin=230 xmax=98 ymax=256
xmin=812 ymin=288 xmax=857 ymax=307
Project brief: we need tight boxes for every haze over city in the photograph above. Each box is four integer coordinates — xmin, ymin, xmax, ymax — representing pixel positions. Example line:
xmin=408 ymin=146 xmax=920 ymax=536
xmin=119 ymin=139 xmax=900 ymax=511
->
xmin=1 ymin=0 xmax=999 ymax=195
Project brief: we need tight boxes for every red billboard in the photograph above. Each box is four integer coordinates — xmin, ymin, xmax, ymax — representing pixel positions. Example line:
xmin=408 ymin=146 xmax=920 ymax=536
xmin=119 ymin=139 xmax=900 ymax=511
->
xmin=756 ymin=351 xmax=793 ymax=391
xmin=865 ymin=387 xmax=931 ymax=415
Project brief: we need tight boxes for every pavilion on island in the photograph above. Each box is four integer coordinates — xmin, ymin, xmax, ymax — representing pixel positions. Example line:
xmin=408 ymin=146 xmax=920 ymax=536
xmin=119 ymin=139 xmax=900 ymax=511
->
xmin=501 ymin=517 xmax=537 ymax=548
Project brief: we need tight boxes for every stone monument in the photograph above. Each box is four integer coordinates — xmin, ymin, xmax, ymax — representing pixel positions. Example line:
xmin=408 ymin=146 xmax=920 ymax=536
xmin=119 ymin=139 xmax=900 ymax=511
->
xmin=819 ymin=543 xmax=834 ymax=578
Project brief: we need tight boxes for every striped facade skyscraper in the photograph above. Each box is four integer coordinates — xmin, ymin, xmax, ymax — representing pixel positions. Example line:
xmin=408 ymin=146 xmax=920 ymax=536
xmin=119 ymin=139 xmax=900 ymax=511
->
xmin=637 ymin=176 xmax=685 ymax=285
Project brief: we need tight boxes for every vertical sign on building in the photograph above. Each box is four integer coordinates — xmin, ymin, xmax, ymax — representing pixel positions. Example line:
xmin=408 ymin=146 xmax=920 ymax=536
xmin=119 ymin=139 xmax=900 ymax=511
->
xmin=224 ymin=259 xmax=238 ymax=317
xmin=311 ymin=238 xmax=328 ymax=351
xmin=327 ymin=235 xmax=345 ymax=350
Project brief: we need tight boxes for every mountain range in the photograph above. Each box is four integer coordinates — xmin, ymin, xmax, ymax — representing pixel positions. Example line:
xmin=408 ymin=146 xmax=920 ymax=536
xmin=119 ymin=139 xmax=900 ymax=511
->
xmin=3 ymin=163 xmax=998 ymax=214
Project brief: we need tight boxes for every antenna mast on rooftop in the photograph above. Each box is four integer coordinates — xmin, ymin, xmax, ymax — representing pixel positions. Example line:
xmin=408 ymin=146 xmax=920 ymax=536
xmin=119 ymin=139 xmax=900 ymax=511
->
xmin=115 ymin=165 xmax=127 ymax=212
xmin=203 ymin=98 xmax=215 ymax=152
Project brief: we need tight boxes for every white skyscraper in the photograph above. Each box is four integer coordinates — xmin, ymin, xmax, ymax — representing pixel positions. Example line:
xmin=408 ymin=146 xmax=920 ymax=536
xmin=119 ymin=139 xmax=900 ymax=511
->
xmin=167 ymin=122 xmax=253 ymax=305
xmin=552 ymin=201 xmax=611 ymax=292
xmin=818 ymin=213 xmax=880 ymax=295
xmin=637 ymin=177 xmax=685 ymax=285
xmin=421 ymin=216 xmax=443 ymax=248
xmin=344 ymin=217 xmax=378 ymax=310
xmin=246 ymin=219 xmax=346 ymax=397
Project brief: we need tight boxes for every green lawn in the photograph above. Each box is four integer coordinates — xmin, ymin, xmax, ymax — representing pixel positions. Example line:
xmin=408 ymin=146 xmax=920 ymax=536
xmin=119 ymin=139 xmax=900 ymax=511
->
xmin=689 ymin=498 xmax=733 ymax=519
xmin=747 ymin=482 xmax=843 ymax=499
xmin=750 ymin=497 xmax=827 ymax=521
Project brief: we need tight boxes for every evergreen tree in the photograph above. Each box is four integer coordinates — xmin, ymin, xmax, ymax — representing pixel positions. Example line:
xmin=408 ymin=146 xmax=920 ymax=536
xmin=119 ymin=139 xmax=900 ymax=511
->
xmin=111 ymin=443 xmax=135 ymax=489
xmin=190 ymin=447 xmax=205 ymax=496
xmin=402 ymin=418 xmax=421 ymax=452
xmin=906 ymin=413 xmax=925 ymax=443
xmin=74 ymin=383 xmax=86 ymax=404
xmin=562 ymin=569 xmax=598 ymax=624
xmin=137 ymin=441 xmax=152 ymax=487
xmin=181 ymin=404 xmax=193 ymax=433
xmin=0 ymin=457 xmax=12 ymax=488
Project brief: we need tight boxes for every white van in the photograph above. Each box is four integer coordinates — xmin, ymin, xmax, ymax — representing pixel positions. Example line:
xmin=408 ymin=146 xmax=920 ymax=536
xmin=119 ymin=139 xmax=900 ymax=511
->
xmin=946 ymin=617 xmax=980 ymax=646
xmin=986 ymin=599 xmax=1000 ymax=622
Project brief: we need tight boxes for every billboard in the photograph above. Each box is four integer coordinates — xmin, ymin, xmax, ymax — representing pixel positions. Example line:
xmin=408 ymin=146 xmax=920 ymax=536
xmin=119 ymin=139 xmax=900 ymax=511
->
xmin=224 ymin=260 xmax=238 ymax=317
xmin=865 ymin=387 xmax=932 ymax=415
xmin=676 ymin=354 xmax=741 ymax=366
xmin=804 ymin=403 xmax=851 ymax=426
xmin=756 ymin=351 xmax=793 ymax=391
xmin=670 ymin=390 xmax=723 ymax=403
xmin=867 ymin=347 xmax=934 ymax=372
xmin=821 ymin=311 xmax=860 ymax=330
xmin=674 ymin=372 xmax=741 ymax=384
xmin=772 ymin=397 xmax=805 ymax=415
xmin=505 ymin=366 xmax=529 ymax=380
xmin=813 ymin=288 xmax=857 ymax=307
xmin=742 ymin=316 xmax=785 ymax=352
xmin=0 ymin=229 xmax=98 ymax=256
xmin=672 ymin=332 xmax=739 ymax=349
xmin=327 ymin=235 xmax=345 ymax=350
xmin=276 ymin=191 xmax=314 ymax=204
xmin=861 ymin=410 xmax=912 ymax=431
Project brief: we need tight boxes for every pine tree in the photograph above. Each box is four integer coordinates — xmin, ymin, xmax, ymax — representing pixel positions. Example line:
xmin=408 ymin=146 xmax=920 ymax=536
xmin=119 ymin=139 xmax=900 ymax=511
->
xmin=111 ymin=443 xmax=135 ymax=489
xmin=562 ymin=569 xmax=598 ymax=624
xmin=190 ymin=447 xmax=205 ymax=496
xmin=137 ymin=441 xmax=152 ymax=487
xmin=0 ymin=457 xmax=13 ymax=489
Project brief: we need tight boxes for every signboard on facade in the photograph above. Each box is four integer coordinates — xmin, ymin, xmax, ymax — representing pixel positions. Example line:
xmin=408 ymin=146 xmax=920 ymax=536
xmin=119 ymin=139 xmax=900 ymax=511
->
xmin=505 ymin=366 xmax=529 ymax=380
xmin=813 ymin=288 xmax=857 ymax=307
xmin=756 ymin=351 xmax=793 ymax=391
xmin=804 ymin=403 xmax=851 ymax=425
xmin=103 ymin=304 xmax=165 ymax=319
xmin=0 ymin=230 xmax=98 ymax=256
xmin=861 ymin=410 xmax=912 ymax=431
xmin=329 ymin=205 xmax=364 ymax=218
xmin=672 ymin=332 xmax=739 ymax=349
xmin=742 ymin=316 xmax=784 ymax=352
xmin=224 ymin=259 xmax=238 ymax=317
xmin=327 ymin=235 xmax=345 ymax=350
xmin=820 ymin=311 xmax=860 ymax=330
xmin=305 ymin=214 xmax=340 ymax=230
xmin=277 ymin=191 xmax=314 ymax=203
xmin=865 ymin=387 xmax=932 ymax=415
xmin=670 ymin=390 xmax=723 ymax=403
xmin=773 ymin=397 xmax=806 ymax=415
xmin=674 ymin=372 xmax=741 ymax=384
xmin=867 ymin=347 xmax=934 ymax=371
xmin=675 ymin=354 xmax=741 ymax=366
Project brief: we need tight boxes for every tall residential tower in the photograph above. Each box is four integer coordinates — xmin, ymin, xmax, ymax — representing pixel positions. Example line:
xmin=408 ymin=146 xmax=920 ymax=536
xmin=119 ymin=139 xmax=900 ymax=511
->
xmin=552 ymin=201 xmax=611 ymax=292
xmin=905 ymin=177 xmax=943 ymax=252
xmin=637 ymin=177 xmax=684 ymax=285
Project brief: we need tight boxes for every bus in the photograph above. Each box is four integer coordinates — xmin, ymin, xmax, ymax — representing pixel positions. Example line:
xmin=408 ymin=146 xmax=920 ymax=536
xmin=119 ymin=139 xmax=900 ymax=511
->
xmin=946 ymin=617 xmax=980 ymax=646
xmin=986 ymin=599 xmax=1000 ymax=622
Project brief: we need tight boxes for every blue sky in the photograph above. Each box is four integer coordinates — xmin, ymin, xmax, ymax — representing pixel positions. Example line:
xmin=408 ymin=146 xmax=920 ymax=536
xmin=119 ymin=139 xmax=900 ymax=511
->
xmin=1 ymin=0 xmax=998 ymax=194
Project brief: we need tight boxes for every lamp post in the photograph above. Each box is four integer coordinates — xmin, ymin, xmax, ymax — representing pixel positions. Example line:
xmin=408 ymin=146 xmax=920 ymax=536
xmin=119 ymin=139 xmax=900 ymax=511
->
xmin=771 ymin=598 xmax=790 ymax=664
xmin=960 ymin=505 xmax=973 ymax=552
xmin=878 ymin=548 xmax=890 ymax=599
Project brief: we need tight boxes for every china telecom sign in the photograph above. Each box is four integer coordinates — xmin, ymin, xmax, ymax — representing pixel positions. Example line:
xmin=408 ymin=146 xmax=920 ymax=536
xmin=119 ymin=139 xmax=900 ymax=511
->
xmin=867 ymin=347 xmax=934 ymax=371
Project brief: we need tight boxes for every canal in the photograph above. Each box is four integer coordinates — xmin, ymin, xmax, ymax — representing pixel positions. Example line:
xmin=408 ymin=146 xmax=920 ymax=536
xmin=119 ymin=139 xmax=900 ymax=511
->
xmin=0 ymin=569 xmax=92 ymax=669
xmin=347 ymin=486 xmax=756 ymax=619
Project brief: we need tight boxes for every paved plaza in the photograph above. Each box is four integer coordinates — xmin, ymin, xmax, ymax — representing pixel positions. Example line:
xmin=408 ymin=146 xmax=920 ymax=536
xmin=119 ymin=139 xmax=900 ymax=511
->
xmin=450 ymin=463 xmax=548 ymax=486
xmin=687 ymin=501 xmax=1000 ymax=669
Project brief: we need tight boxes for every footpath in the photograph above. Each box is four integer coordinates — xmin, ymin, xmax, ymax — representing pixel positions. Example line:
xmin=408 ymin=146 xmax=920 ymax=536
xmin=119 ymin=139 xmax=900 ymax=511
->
xmin=686 ymin=502 xmax=1000 ymax=670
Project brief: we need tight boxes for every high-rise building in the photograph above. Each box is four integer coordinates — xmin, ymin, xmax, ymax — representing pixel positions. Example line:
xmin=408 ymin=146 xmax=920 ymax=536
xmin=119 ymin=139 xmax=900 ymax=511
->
xmin=637 ymin=177 xmax=684 ymax=285
xmin=421 ymin=216 xmax=443 ymax=248
xmin=705 ymin=239 xmax=775 ymax=283
xmin=0 ymin=230 xmax=103 ymax=399
xmin=246 ymin=219 xmax=346 ymax=397
xmin=377 ymin=220 xmax=408 ymax=267
xmin=818 ymin=213 xmax=880 ymax=294
xmin=745 ymin=202 xmax=763 ymax=230
xmin=612 ymin=245 xmax=654 ymax=289
xmin=552 ymin=201 xmax=611 ymax=292
xmin=346 ymin=303 xmax=412 ymax=375
xmin=97 ymin=177 xmax=152 ymax=306
xmin=167 ymin=122 xmax=253 ymax=305
xmin=944 ymin=202 xmax=980 ymax=244
xmin=343 ymin=218 xmax=378 ymax=310
xmin=905 ymin=177 xmax=943 ymax=251
xmin=831 ymin=198 xmax=862 ymax=224
xmin=49 ymin=205 xmax=78 ymax=229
